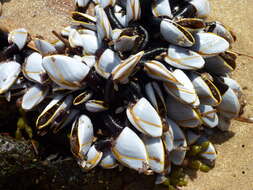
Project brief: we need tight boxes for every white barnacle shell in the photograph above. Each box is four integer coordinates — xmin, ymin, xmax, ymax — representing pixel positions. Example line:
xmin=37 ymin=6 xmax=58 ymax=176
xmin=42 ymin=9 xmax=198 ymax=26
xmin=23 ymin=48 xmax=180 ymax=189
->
xmin=8 ymin=28 xmax=28 ymax=50
xmin=61 ymin=25 xmax=79 ymax=37
xmin=21 ymin=84 xmax=49 ymax=111
xmin=112 ymin=51 xmax=144 ymax=84
xmin=85 ymin=100 xmax=108 ymax=112
xmin=113 ymin=29 xmax=139 ymax=52
xmin=168 ymin=118 xmax=187 ymax=165
xmin=112 ymin=127 xmax=149 ymax=172
xmin=81 ymin=55 xmax=96 ymax=68
xmin=95 ymin=5 xmax=112 ymax=42
xmin=78 ymin=28 xmax=97 ymax=36
xmin=162 ymin=117 xmax=174 ymax=153
xmin=69 ymin=29 xmax=84 ymax=48
xmin=200 ymin=141 xmax=217 ymax=161
xmin=36 ymin=94 xmax=73 ymax=130
xmin=144 ymin=60 xmax=180 ymax=84
xmin=70 ymin=114 xmax=94 ymax=159
xmin=114 ymin=12 xmax=128 ymax=28
xmin=190 ymin=0 xmax=211 ymax=18
xmin=126 ymin=0 xmax=141 ymax=24
xmin=198 ymin=104 xmax=218 ymax=128
xmin=100 ymin=150 xmax=118 ymax=169
xmin=164 ymin=45 xmax=205 ymax=70
xmin=42 ymin=55 xmax=90 ymax=90
xmin=145 ymin=82 xmax=166 ymax=113
xmin=191 ymin=32 xmax=229 ymax=57
xmin=52 ymin=40 xmax=65 ymax=52
xmin=189 ymin=72 xmax=222 ymax=106
xmin=204 ymin=55 xmax=236 ymax=75
xmin=75 ymin=0 xmax=90 ymax=7
xmin=0 ymin=61 xmax=21 ymax=94
xmin=95 ymin=49 xmax=121 ymax=79
xmin=81 ymin=145 xmax=103 ymax=171
xmin=207 ymin=21 xmax=235 ymax=44
xmin=142 ymin=136 xmax=165 ymax=173
xmin=217 ymin=87 xmax=240 ymax=119
xmin=160 ymin=19 xmax=195 ymax=47
xmin=166 ymin=96 xmax=202 ymax=128
xmin=152 ymin=0 xmax=172 ymax=18
xmin=81 ymin=34 xmax=101 ymax=55
xmin=126 ymin=97 xmax=163 ymax=137
xmin=163 ymin=69 xmax=199 ymax=107
xmin=34 ymin=38 xmax=57 ymax=55
xmin=222 ymin=76 xmax=242 ymax=98
xmin=23 ymin=52 xmax=47 ymax=84
xmin=96 ymin=0 xmax=116 ymax=8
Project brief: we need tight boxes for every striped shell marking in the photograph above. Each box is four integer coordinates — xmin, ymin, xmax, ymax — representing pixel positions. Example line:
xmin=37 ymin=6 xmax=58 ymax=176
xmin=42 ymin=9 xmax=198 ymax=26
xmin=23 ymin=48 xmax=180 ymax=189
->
xmin=85 ymin=100 xmax=108 ymax=112
xmin=162 ymin=118 xmax=174 ymax=152
xmin=95 ymin=49 xmax=121 ymax=79
xmin=126 ymin=97 xmax=163 ymax=137
xmin=42 ymin=55 xmax=90 ymax=90
xmin=112 ymin=127 xmax=149 ymax=172
xmin=145 ymin=82 xmax=167 ymax=114
xmin=189 ymin=72 xmax=222 ymax=106
xmin=72 ymin=12 xmax=97 ymax=31
xmin=21 ymin=84 xmax=49 ymax=111
xmin=166 ymin=96 xmax=202 ymax=128
xmin=73 ymin=90 xmax=93 ymax=106
xmin=23 ymin=52 xmax=47 ymax=84
xmin=164 ymin=45 xmax=205 ymax=70
xmin=160 ymin=19 xmax=195 ymax=47
xmin=152 ymin=0 xmax=172 ymax=18
xmin=34 ymin=38 xmax=57 ymax=55
xmin=36 ymin=95 xmax=73 ymax=130
xmin=144 ymin=60 xmax=180 ymax=84
xmin=126 ymin=0 xmax=141 ymax=24
xmin=191 ymin=32 xmax=229 ymax=57
xmin=112 ymin=51 xmax=144 ymax=84
xmin=176 ymin=18 xmax=206 ymax=33
xmin=217 ymin=87 xmax=240 ymax=119
xmin=200 ymin=141 xmax=217 ymax=161
xmin=163 ymin=69 xmax=199 ymax=106
xmin=95 ymin=5 xmax=112 ymax=42
xmin=8 ymin=28 xmax=28 ymax=50
xmin=70 ymin=114 xmax=94 ymax=159
xmin=168 ymin=118 xmax=187 ymax=165
xmin=100 ymin=150 xmax=118 ymax=169
xmin=199 ymin=104 xmax=218 ymax=128
xmin=69 ymin=29 xmax=84 ymax=48
xmin=82 ymin=145 xmax=103 ymax=171
xmin=204 ymin=55 xmax=235 ymax=75
xmin=142 ymin=136 xmax=165 ymax=173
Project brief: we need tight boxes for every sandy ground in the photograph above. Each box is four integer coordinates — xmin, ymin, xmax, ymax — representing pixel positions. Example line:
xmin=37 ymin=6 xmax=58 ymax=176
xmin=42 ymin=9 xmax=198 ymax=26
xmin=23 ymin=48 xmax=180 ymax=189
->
xmin=0 ymin=0 xmax=253 ymax=190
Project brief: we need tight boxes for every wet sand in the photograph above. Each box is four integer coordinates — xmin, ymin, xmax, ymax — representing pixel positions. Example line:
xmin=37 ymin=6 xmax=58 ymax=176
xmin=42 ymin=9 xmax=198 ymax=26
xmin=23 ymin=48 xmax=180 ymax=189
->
xmin=0 ymin=0 xmax=253 ymax=189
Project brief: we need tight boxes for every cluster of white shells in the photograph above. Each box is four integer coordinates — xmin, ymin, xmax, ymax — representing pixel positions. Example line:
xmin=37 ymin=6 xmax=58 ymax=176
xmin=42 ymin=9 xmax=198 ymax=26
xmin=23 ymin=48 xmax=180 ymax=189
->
xmin=0 ymin=0 xmax=243 ymax=185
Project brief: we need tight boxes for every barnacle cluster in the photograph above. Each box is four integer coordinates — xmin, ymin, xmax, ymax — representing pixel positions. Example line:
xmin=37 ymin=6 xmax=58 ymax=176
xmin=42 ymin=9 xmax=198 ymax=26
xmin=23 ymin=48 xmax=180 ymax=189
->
xmin=0 ymin=0 xmax=245 ymax=188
